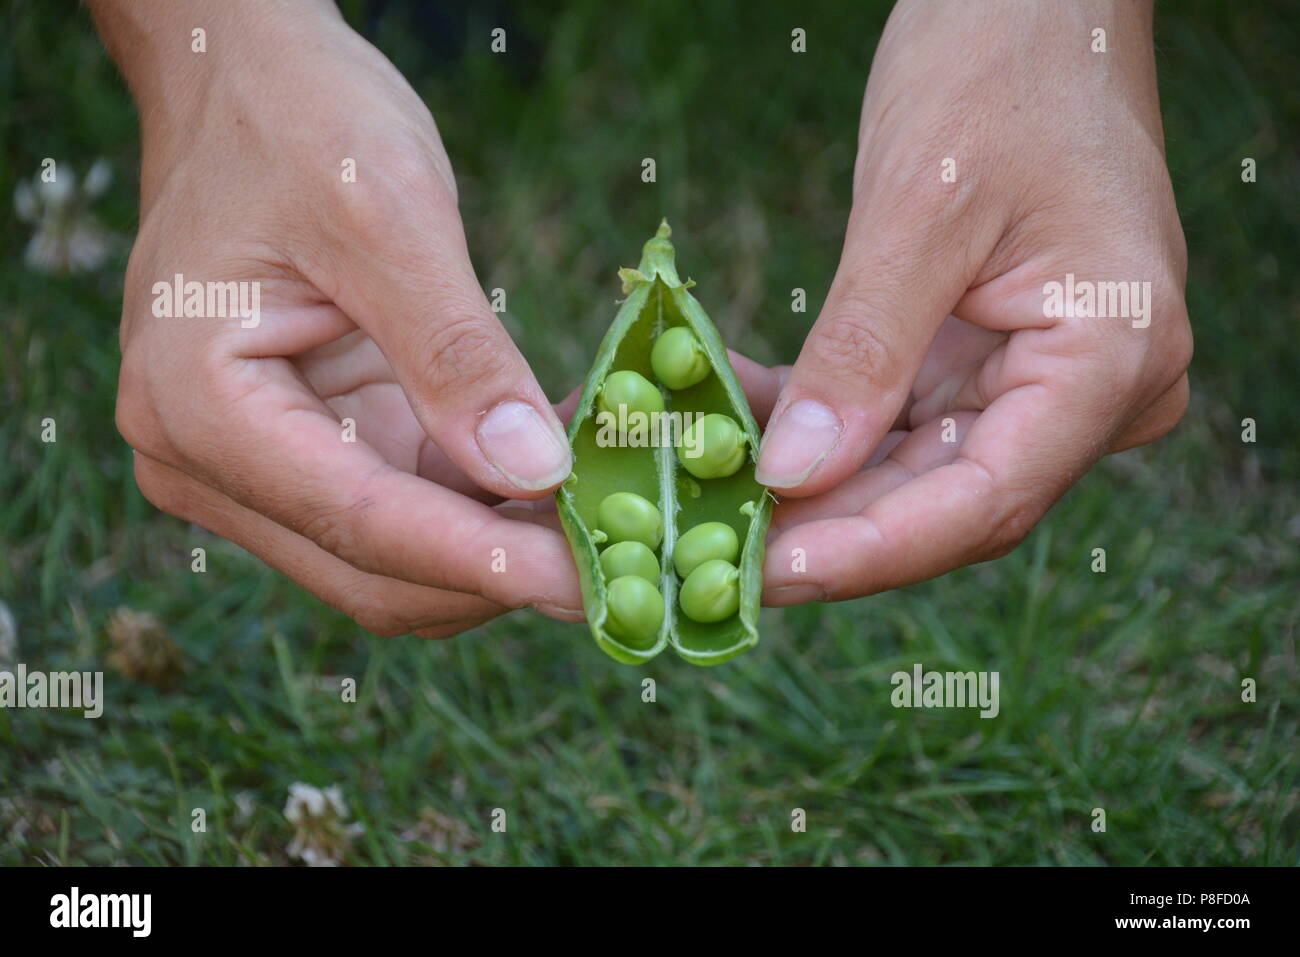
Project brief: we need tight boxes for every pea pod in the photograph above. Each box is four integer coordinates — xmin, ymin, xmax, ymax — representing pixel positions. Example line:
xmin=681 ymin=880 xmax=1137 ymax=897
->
xmin=556 ymin=221 xmax=773 ymax=665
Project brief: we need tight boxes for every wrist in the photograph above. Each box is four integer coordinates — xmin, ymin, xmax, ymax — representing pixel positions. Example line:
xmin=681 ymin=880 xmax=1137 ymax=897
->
xmin=886 ymin=0 xmax=1154 ymax=56
xmin=88 ymin=0 xmax=345 ymax=152
xmin=868 ymin=0 xmax=1161 ymax=143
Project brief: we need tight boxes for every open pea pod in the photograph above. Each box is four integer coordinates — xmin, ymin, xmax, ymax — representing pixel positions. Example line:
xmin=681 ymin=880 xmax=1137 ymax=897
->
xmin=556 ymin=221 xmax=773 ymax=666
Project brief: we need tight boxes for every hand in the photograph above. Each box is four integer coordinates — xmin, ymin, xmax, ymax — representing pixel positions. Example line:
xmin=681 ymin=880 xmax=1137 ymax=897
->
xmin=92 ymin=0 xmax=583 ymax=637
xmin=757 ymin=0 xmax=1192 ymax=604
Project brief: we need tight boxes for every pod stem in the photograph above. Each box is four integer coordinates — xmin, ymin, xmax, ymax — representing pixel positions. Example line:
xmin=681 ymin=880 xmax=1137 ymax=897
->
xmin=635 ymin=217 xmax=683 ymax=288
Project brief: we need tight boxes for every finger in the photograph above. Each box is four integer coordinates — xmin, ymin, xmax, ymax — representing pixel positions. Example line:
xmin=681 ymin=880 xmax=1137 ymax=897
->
xmin=285 ymin=332 xmax=502 ymax=504
xmin=762 ymin=325 xmax=1122 ymax=603
xmin=769 ymin=416 xmax=974 ymax=536
xmin=313 ymin=171 xmax=571 ymax=499
xmin=555 ymin=387 xmax=582 ymax=426
xmin=755 ymin=190 xmax=996 ymax=496
xmin=495 ymin=500 xmax=566 ymax=526
xmin=162 ymin=358 xmax=584 ymax=614
xmin=913 ymin=316 xmax=1007 ymax=394
xmin=908 ymin=347 xmax=1188 ymax=453
xmin=1110 ymin=373 xmax=1189 ymax=451
xmin=883 ymin=317 xmax=1004 ymax=430
xmin=414 ymin=394 xmax=586 ymax=502
xmin=132 ymin=452 xmax=508 ymax=636
xmin=725 ymin=350 xmax=786 ymax=427
xmin=904 ymin=317 xmax=1007 ymax=425
xmin=413 ymin=620 xmax=497 ymax=640
xmin=908 ymin=339 xmax=1011 ymax=426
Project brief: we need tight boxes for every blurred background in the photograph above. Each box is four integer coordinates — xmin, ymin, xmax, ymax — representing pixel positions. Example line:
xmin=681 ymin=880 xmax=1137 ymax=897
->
xmin=1 ymin=0 xmax=1296 ymax=865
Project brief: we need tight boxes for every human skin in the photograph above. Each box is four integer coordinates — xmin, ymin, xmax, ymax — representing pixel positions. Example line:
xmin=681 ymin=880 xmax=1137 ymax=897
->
xmin=89 ymin=0 xmax=585 ymax=638
xmin=91 ymin=0 xmax=1190 ymax=635
xmin=755 ymin=0 xmax=1192 ymax=604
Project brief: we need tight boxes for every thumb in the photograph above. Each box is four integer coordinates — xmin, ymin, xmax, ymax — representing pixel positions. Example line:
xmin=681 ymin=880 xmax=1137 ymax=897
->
xmin=755 ymin=202 xmax=983 ymax=497
xmin=326 ymin=189 xmax=571 ymax=500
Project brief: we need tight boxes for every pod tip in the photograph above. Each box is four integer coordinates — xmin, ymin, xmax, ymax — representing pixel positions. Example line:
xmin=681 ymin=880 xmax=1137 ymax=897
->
xmin=634 ymin=220 xmax=682 ymax=288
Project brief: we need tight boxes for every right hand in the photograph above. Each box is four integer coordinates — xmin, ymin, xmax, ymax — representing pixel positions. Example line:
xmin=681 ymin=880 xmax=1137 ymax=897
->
xmin=106 ymin=2 xmax=583 ymax=638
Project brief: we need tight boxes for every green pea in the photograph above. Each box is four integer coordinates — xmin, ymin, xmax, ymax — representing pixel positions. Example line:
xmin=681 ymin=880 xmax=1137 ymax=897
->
xmin=673 ymin=521 xmax=740 ymax=578
xmin=676 ymin=412 xmax=747 ymax=479
xmin=597 ymin=370 xmax=664 ymax=420
xmin=600 ymin=540 xmax=660 ymax=584
xmin=605 ymin=575 xmax=665 ymax=648
xmin=678 ymin=559 xmax=741 ymax=624
xmin=596 ymin=491 xmax=663 ymax=548
xmin=555 ymin=222 xmax=774 ymax=665
xmin=651 ymin=326 xmax=711 ymax=390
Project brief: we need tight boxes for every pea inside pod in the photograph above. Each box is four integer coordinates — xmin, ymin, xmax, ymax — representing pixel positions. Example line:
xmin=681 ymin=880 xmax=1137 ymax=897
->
xmin=596 ymin=491 xmax=662 ymax=548
xmin=673 ymin=521 xmax=740 ymax=578
xmin=651 ymin=326 xmax=711 ymax=390
xmin=555 ymin=221 xmax=773 ymax=666
xmin=677 ymin=412 xmax=747 ymax=480
xmin=597 ymin=369 xmax=665 ymax=420
xmin=600 ymin=540 xmax=661 ymax=584
xmin=604 ymin=575 xmax=665 ymax=649
xmin=679 ymin=559 xmax=741 ymax=624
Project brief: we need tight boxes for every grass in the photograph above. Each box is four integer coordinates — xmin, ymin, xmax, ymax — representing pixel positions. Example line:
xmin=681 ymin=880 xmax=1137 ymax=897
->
xmin=0 ymin=0 xmax=1296 ymax=865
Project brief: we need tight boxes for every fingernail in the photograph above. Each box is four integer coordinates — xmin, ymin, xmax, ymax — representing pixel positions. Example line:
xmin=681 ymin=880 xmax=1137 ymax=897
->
xmin=764 ymin=584 xmax=828 ymax=606
xmin=477 ymin=401 xmax=572 ymax=491
xmin=754 ymin=398 xmax=842 ymax=488
xmin=531 ymin=601 xmax=586 ymax=622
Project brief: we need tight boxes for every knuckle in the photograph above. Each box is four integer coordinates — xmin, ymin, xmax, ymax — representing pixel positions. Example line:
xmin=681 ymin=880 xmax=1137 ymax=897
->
xmin=115 ymin=361 xmax=154 ymax=453
xmin=982 ymin=498 xmax=1039 ymax=561
xmin=808 ymin=296 xmax=900 ymax=384
xmin=1131 ymin=268 xmax=1191 ymax=372
xmin=378 ymin=139 xmax=454 ymax=202
xmin=296 ymin=494 xmax=376 ymax=570
xmin=1162 ymin=309 xmax=1194 ymax=381
xmin=1149 ymin=375 xmax=1191 ymax=442
xmin=983 ymin=521 xmax=1026 ymax=561
xmin=335 ymin=585 xmax=409 ymax=637
xmin=1164 ymin=379 xmax=1191 ymax=433
xmin=338 ymin=589 xmax=410 ymax=638
xmin=335 ymin=141 xmax=454 ymax=244
xmin=115 ymin=343 xmax=179 ymax=460
xmin=863 ymin=145 xmax=948 ymax=215
xmin=860 ymin=118 xmax=981 ymax=225
xmin=418 ymin=315 xmax=513 ymax=395
xmin=292 ymin=467 xmax=388 ymax=570
xmin=132 ymin=458 xmax=185 ymax=518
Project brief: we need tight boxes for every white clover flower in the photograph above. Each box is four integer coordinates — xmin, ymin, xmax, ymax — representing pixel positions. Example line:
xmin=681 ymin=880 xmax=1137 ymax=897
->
xmin=13 ymin=180 xmax=38 ymax=223
xmin=37 ymin=165 xmax=77 ymax=207
xmin=13 ymin=159 xmax=117 ymax=274
xmin=83 ymin=158 xmax=112 ymax=198
xmin=284 ymin=783 xmax=364 ymax=866
xmin=233 ymin=791 xmax=257 ymax=824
